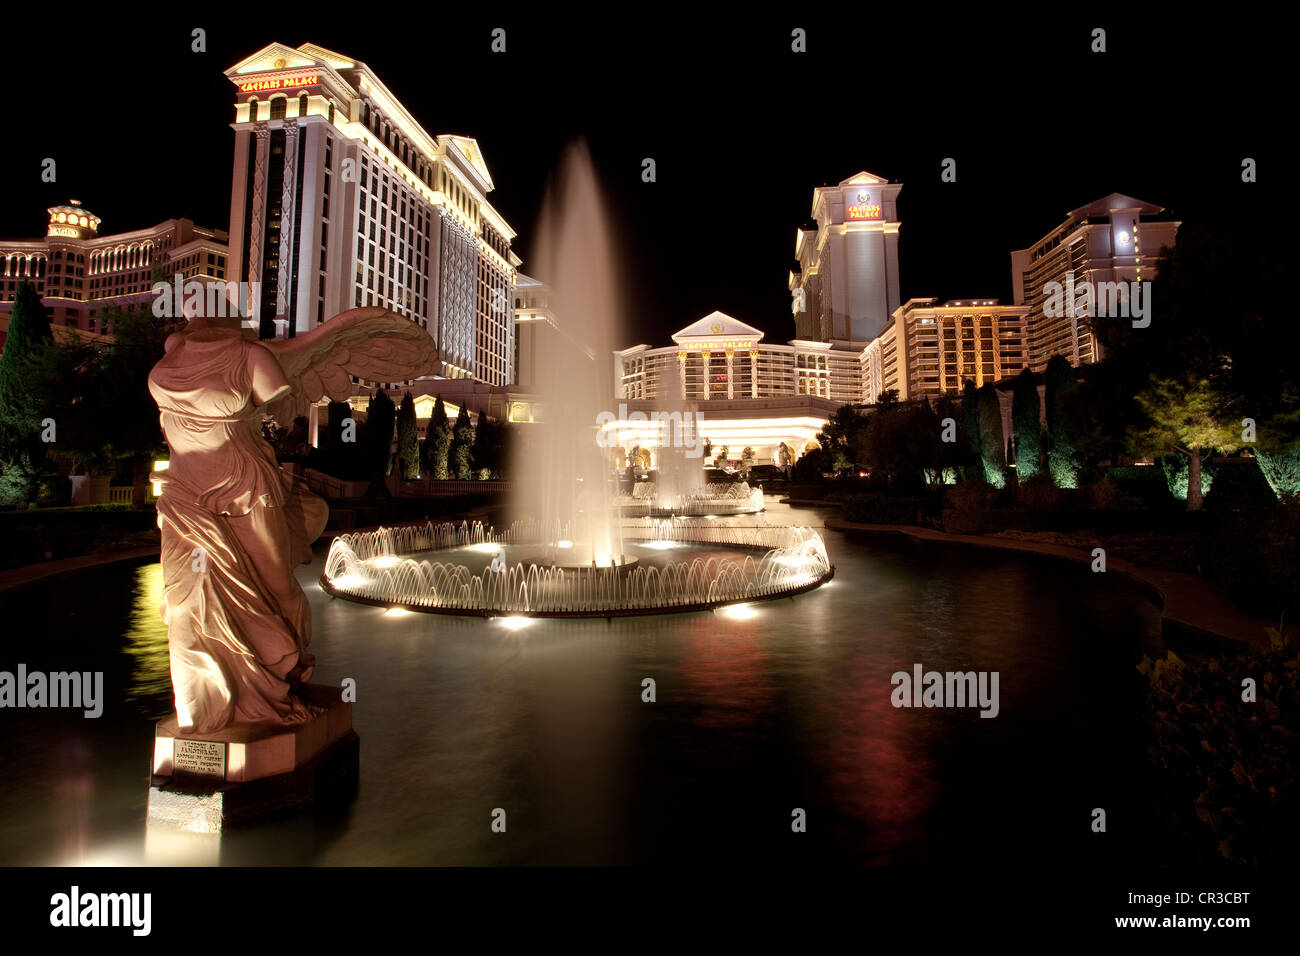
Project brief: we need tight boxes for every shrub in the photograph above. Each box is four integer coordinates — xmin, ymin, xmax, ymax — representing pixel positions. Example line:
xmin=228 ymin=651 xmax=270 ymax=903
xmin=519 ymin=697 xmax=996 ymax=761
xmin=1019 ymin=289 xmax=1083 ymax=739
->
xmin=1081 ymin=476 xmax=1120 ymax=510
xmin=1161 ymin=455 xmax=1216 ymax=501
xmin=1203 ymin=461 xmax=1278 ymax=514
xmin=36 ymin=474 xmax=72 ymax=508
xmin=790 ymin=448 xmax=828 ymax=484
xmin=1139 ymin=632 xmax=1300 ymax=865
xmin=945 ymin=480 xmax=998 ymax=513
xmin=842 ymin=493 xmax=935 ymax=526
xmin=1016 ymin=473 xmax=1064 ymax=511
xmin=1205 ymin=496 xmax=1300 ymax=620
xmin=1256 ymin=446 xmax=1300 ymax=498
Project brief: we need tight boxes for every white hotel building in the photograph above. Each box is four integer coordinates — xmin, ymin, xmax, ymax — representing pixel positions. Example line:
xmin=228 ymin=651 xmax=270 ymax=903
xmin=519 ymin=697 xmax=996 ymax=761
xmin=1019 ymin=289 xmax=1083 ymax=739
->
xmin=789 ymin=171 xmax=902 ymax=343
xmin=1010 ymin=192 xmax=1179 ymax=371
xmin=224 ymin=42 xmax=520 ymax=385
xmin=611 ymin=176 xmax=1170 ymax=466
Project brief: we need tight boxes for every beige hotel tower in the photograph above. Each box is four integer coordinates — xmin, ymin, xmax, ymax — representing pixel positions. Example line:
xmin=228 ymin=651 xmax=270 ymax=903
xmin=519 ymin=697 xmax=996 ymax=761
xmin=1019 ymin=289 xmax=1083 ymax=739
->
xmin=224 ymin=42 xmax=520 ymax=386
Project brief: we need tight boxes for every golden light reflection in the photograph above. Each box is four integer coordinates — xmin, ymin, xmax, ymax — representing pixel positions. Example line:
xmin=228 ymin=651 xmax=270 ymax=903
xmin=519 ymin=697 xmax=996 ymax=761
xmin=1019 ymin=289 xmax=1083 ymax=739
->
xmin=122 ymin=563 xmax=172 ymax=709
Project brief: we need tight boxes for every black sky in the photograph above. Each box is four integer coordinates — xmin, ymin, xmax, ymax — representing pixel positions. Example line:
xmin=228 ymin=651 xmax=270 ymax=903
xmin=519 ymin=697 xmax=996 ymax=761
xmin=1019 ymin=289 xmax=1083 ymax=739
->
xmin=3 ymin=11 xmax=1285 ymax=346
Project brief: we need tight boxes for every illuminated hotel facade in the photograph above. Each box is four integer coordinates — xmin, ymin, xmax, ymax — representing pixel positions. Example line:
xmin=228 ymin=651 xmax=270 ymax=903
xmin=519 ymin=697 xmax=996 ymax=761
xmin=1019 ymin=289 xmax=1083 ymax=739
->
xmin=1010 ymin=192 xmax=1179 ymax=371
xmin=0 ymin=201 xmax=228 ymax=338
xmin=614 ymin=312 xmax=850 ymax=465
xmin=224 ymin=42 xmax=520 ymax=385
xmin=862 ymin=298 xmax=1031 ymax=403
xmin=789 ymin=171 xmax=902 ymax=343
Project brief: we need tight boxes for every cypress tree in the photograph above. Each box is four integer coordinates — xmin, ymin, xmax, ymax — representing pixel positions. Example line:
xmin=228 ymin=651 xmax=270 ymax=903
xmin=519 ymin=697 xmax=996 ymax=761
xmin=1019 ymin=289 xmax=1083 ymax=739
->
xmin=470 ymin=414 xmax=498 ymax=479
xmin=976 ymin=383 xmax=1006 ymax=488
xmin=424 ymin=395 xmax=451 ymax=480
xmin=960 ymin=379 xmax=982 ymax=481
xmin=450 ymin=405 xmax=473 ymax=480
xmin=364 ymin=389 xmax=395 ymax=478
xmin=397 ymin=391 xmax=419 ymax=479
xmin=1011 ymin=368 xmax=1042 ymax=481
xmin=0 ymin=283 xmax=54 ymax=504
xmin=1044 ymin=356 xmax=1080 ymax=488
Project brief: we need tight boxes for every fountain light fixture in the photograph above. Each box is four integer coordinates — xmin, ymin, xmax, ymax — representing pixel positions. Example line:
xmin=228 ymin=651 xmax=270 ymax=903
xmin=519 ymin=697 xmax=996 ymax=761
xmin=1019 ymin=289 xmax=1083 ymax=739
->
xmin=370 ymin=555 xmax=400 ymax=568
xmin=496 ymin=615 xmax=534 ymax=630
xmin=720 ymin=603 xmax=758 ymax=620
xmin=384 ymin=607 xmax=411 ymax=617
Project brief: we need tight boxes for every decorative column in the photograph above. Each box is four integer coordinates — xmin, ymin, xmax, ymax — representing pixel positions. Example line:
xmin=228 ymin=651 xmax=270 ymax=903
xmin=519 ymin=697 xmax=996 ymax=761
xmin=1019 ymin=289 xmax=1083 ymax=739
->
xmin=991 ymin=311 xmax=1001 ymax=382
xmin=749 ymin=349 xmax=759 ymax=397
xmin=937 ymin=316 xmax=947 ymax=392
xmin=247 ymin=123 xmax=270 ymax=322
xmin=701 ymin=351 xmax=711 ymax=400
xmin=677 ymin=351 xmax=687 ymax=400
xmin=725 ymin=349 xmax=734 ymax=399
xmin=276 ymin=118 xmax=299 ymax=335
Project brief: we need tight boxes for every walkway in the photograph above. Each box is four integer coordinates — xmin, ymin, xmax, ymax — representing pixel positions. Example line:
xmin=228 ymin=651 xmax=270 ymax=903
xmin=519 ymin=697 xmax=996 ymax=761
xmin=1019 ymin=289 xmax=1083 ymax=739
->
xmin=0 ymin=547 xmax=158 ymax=592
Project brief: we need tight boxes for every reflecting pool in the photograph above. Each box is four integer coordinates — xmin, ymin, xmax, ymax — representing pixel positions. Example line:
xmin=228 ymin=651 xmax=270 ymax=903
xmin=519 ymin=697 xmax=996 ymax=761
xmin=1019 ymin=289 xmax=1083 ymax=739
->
xmin=0 ymin=506 xmax=1169 ymax=866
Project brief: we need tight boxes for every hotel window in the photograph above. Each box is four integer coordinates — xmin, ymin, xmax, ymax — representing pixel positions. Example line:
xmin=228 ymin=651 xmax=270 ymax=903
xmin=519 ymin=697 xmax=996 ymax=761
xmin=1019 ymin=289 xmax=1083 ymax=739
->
xmin=270 ymin=97 xmax=286 ymax=120
xmin=299 ymin=93 xmax=308 ymax=117
xmin=248 ymin=97 xmax=259 ymax=121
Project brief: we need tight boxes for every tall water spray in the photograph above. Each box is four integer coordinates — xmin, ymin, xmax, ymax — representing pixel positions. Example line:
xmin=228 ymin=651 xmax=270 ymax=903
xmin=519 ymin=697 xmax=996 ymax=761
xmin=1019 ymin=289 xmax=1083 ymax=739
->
xmin=652 ymin=359 xmax=702 ymax=509
xmin=517 ymin=144 xmax=625 ymax=565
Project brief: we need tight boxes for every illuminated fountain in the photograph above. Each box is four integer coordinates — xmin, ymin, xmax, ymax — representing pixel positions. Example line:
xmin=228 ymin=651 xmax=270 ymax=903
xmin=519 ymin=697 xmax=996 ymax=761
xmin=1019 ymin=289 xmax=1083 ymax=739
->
xmin=620 ymin=480 xmax=765 ymax=517
xmin=322 ymin=517 xmax=831 ymax=617
xmin=512 ymin=141 xmax=624 ymax=569
xmin=320 ymin=144 xmax=830 ymax=617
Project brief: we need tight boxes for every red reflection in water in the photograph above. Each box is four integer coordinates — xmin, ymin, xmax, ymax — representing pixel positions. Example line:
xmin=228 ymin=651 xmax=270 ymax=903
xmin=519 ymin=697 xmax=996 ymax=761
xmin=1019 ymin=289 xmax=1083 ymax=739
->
xmin=821 ymin=670 xmax=939 ymax=861
xmin=53 ymin=734 xmax=94 ymax=862
xmin=678 ymin=616 xmax=771 ymax=730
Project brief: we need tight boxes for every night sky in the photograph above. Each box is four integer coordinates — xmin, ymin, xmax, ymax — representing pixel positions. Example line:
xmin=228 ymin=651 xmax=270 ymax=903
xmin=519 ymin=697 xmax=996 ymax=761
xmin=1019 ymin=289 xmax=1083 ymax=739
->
xmin=3 ymin=12 xmax=1282 ymax=347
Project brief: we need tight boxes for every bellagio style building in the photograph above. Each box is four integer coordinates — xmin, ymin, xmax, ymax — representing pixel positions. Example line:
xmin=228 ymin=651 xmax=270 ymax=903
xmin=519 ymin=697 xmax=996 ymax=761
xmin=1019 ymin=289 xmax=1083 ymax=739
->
xmin=0 ymin=201 xmax=229 ymax=342
xmin=224 ymin=42 xmax=520 ymax=385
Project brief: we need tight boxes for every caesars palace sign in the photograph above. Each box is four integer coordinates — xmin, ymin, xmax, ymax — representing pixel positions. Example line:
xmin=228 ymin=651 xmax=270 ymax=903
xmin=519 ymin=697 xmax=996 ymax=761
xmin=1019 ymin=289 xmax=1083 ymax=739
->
xmin=237 ymin=72 xmax=321 ymax=93
xmin=846 ymin=189 xmax=883 ymax=221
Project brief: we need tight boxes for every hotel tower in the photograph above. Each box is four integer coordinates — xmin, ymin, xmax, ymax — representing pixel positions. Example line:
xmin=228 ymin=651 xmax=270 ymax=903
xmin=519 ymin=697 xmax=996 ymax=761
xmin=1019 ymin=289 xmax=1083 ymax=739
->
xmin=224 ymin=42 xmax=520 ymax=385
xmin=1009 ymin=193 xmax=1179 ymax=371
xmin=789 ymin=171 xmax=902 ymax=344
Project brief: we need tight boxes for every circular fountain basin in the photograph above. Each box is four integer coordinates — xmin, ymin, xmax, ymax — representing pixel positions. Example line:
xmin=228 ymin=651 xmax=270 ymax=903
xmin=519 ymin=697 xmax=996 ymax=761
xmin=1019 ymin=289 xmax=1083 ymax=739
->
xmin=320 ymin=519 xmax=834 ymax=618
xmin=453 ymin=541 xmax=641 ymax=573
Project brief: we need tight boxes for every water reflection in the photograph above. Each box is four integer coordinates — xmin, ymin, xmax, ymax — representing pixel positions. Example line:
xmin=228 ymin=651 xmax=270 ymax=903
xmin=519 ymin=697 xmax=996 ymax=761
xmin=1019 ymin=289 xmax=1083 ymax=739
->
xmin=0 ymin=521 xmax=1170 ymax=866
xmin=123 ymin=563 xmax=171 ymax=707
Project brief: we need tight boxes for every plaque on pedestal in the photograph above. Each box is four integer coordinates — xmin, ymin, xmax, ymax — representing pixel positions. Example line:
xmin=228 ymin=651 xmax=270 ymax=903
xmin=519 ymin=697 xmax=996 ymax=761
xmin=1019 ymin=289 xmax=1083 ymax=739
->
xmin=147 ymin=684 xmax=358 ymax=831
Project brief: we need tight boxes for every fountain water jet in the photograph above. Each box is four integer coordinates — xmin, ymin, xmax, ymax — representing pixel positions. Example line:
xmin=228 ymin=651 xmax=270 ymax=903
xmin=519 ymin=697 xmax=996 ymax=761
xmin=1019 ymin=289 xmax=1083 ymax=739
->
xmin=514 ymin=142 xmax=625 ymax=567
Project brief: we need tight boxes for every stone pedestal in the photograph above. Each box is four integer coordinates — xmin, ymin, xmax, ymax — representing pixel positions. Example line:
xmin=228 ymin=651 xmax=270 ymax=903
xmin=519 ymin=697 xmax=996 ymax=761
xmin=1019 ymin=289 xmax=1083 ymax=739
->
xmin=147 ymin=684 xmax=358 ymax=832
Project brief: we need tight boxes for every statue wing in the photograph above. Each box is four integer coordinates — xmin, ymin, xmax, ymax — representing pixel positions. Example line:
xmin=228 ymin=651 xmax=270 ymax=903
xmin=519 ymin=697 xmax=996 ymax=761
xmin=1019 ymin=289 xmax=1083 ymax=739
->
xmin=260 ymin=307 xmax=439 ymax=423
